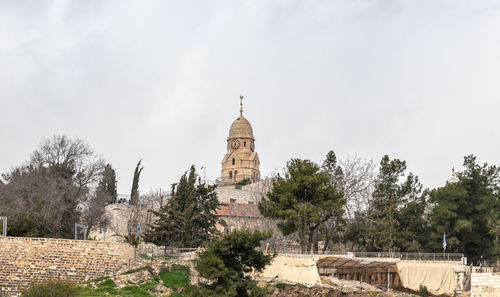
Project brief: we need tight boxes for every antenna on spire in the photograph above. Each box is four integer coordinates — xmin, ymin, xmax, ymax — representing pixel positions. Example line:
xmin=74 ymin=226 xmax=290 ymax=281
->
xmin=240 ymin=95 xmax=244 ymax=115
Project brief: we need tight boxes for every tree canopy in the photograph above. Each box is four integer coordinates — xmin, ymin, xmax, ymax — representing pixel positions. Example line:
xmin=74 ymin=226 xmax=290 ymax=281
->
xmin=144 ymin=165 xmax=221 ymax=248
xmin=258 ymin=158 xmax=345 ymax=252
xmin=428 ymin=155 xmax=499 ymax=262
xmin=0 ymin=135 xmax=105 ymax=238
xmin=368 ymin=155 xmax=429 ymax=252
xmin=186 ymin=230 xmax=273 ymax=297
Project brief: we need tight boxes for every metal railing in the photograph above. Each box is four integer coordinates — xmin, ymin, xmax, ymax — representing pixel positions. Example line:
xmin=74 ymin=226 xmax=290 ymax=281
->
xmin=138 ymin=244 xmax=202 ymax=261
xmin=272 ymin=250 xmax=464 ymax=261
xmin=216 ymin=175 xmax=260 ymax=185
xmin=348 ymin=251 xmax=464 ymax=261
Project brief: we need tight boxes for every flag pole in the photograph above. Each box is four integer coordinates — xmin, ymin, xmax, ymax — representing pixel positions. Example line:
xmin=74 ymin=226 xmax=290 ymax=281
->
xmin=443 ymin=232 xmax=446 ymax=258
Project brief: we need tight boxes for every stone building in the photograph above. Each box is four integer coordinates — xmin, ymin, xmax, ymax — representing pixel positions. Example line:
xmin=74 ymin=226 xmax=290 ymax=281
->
xmin=219 ymin=96 xmax=260 ymax=185
xmin=91 ymin=97 xmax=271 ymax=242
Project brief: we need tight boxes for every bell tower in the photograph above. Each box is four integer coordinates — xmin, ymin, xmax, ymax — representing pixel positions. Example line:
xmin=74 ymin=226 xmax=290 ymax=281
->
xmin=220 ymin=96 xmax=260 ymax=185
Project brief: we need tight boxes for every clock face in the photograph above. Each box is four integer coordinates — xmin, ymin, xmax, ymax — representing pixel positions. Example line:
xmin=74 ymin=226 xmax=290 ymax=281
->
xmin=231 ymin=139 xmax=240 ymax=150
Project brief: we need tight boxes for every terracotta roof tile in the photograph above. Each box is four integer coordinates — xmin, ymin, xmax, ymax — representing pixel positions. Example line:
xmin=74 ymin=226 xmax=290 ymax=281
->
xmin=216 ymin=203 xmax=263 ymax=218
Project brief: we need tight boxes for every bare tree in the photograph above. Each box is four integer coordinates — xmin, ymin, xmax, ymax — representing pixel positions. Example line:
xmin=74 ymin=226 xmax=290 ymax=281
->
xmin=141 ymin=187 xmax=168 ymax=210
xmin=80 ymin=191 xmax=110 ymax=234
xmin=1 ymin=135 xmax=105 ymax=238
xmin=339 ymin=155 xmax=376 ymax=218
xmin=318 ymin=153 xmax=376 ymax=252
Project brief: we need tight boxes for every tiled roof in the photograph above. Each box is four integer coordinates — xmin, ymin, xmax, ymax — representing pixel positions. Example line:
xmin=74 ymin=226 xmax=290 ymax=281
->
xmin=216 ymin=203 xmax=263 ymax=218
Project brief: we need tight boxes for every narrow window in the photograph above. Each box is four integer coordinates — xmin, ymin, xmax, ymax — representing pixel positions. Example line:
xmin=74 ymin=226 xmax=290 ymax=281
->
xmin=232 ymin=158 xmax=235 ymax=165
xmin=244 ymin=141 xmax=246 ymax=147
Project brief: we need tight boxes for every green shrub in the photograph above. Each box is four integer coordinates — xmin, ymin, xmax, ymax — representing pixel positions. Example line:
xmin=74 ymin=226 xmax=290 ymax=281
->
xmin=275 ymin=283 xmax=286 ymax=290
xmin=96 ymin=278 xmax=115 ymax=289
xmin=169 ymin=292 xmax=186 ymax=297
xmin=236 ymin=178 xmax=252 ymax=186
xmin=22 ymin=279 xmax=79 ymax=297
xmin=171 ymin=264 xmax=190 ymax=274
xmin=418 ymin=285 xmax=429 ymax=297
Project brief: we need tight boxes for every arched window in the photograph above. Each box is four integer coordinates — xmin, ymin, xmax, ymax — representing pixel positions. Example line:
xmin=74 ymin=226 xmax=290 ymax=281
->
xmin=244 ymin=141 xmax=246 ymax=147
xmin=229 ymin=171 xmax=233 ymax=179
xmin=235 ymin=170 xmax=238 ymax=176
xmin=232 ymin=158 xmax=235 ymax=165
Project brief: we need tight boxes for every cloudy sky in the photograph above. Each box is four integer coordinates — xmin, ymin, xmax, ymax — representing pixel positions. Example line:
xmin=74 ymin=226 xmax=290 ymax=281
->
xmin=1 ymin=0 xmax=499 ymax=194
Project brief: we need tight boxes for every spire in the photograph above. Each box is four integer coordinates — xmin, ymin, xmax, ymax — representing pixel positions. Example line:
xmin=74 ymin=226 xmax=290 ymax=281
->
xmin=239 ymin=95 xmax=243 ymax=116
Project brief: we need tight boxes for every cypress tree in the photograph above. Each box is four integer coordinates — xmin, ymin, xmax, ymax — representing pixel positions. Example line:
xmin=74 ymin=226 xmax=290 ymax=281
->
xmin=130 ymin=160 xmax=143 ymax=206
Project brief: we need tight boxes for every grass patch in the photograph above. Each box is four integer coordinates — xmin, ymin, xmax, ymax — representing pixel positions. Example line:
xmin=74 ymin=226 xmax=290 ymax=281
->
xmin=159 ymin=265 xmax=190 ymax=289
xmin=139 ymin=281 xmax=159 ymax=291
xmin=79 ymin=282 xmax=156 ymax=297
xmin=119 ymin=285 xmax=153 ymax=297
xmin=169 ymin=292 xmax=187 ymax=297
xmin=22 ymin=279 xmax=80 ymax=297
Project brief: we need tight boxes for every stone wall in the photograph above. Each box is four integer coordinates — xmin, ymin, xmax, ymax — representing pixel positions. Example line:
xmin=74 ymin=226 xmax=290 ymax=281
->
xmin=216 ymin=187 xmax=261 ymax=204
xmin=0 ymin=236 xmax=135 ymax=296
xmin=471 ymin=272 xmax=500 ymax=297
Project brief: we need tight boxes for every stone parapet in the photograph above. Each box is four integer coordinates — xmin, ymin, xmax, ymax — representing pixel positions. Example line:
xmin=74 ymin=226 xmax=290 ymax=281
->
xmin=0 ymin=236 xmax=135 ymax=296
xmin=471 ymin=272 xmax=500 ymax=297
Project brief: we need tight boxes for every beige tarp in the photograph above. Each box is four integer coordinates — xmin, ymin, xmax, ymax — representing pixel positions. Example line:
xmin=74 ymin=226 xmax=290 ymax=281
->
xmin=397 ymin=262 xmax=456 ymax=296
xmin=259 ymin=256 xmax=322 ymax=286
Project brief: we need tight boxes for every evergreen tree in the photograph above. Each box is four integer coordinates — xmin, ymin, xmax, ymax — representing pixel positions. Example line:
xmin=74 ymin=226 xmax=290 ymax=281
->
xmin=186 ymin=230 xmax=273 ymax=297
xmin=96 ymin=164 xmax=117 ymax=205
xmin=429 ymin=155 xmax=498 ymax=262
xmin=259 ymin=158 xmax=345 ymax=252
xmin=129 ymin=160 xmax=143 ymax=206
xmin=321 ymin=150 xmax=345 ymax=188
xmin=144 ymin=165 xmax=221 ymax=248
xmin=319 ymin=150 xmax=346 ymax=252
xmin=369 ymin=155 xmax=428 ymax=252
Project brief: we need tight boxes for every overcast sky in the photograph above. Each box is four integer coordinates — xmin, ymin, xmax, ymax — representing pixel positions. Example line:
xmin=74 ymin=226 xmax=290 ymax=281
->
xmin=1 ymin=0 xmax=499 ymax=194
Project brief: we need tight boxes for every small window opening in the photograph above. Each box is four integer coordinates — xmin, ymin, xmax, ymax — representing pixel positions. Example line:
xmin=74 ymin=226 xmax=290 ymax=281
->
xmin=244 ymin=141 xmax=246 ymax=147
xmin=230 ymin=198 xmax=236 ymax=203
xmin=232 ymin=158 xmax=235 ymax=165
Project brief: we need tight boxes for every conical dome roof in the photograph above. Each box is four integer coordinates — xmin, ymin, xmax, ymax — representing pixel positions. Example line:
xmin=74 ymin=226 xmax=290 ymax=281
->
xmin=229 ymin=114 xmax=254 ymax=139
